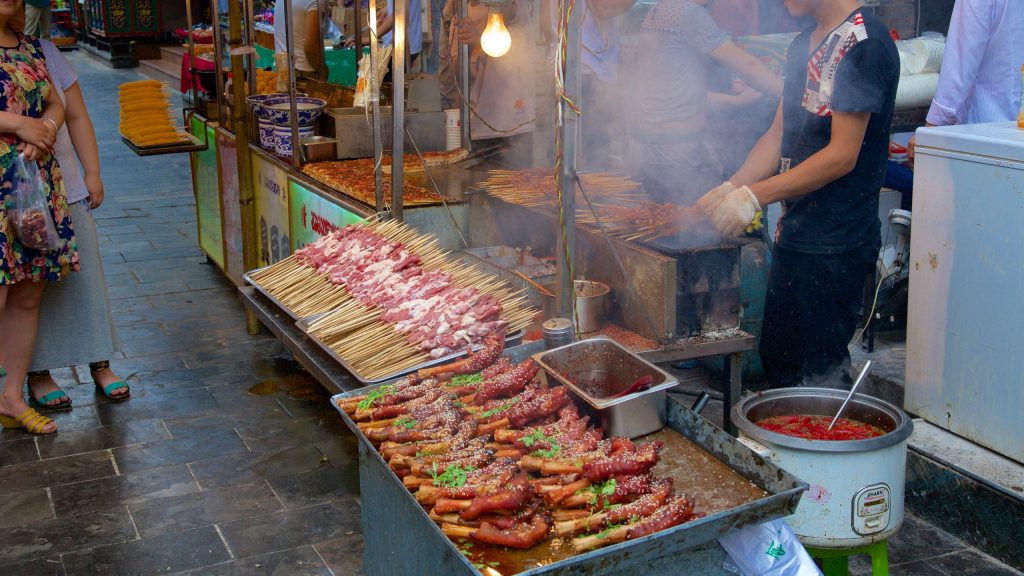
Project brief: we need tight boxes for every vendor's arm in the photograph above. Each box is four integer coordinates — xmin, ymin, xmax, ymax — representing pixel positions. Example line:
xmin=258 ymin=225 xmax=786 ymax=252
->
xmin=710 ymin=40 xmax=783 ymax=99
xmin=747 ymin=110 xmax=869 ymax=205
xmin=302 ymin=7 xmax=328 ymax=77
xmin=925 ymin=0 xmax=992 ymax=126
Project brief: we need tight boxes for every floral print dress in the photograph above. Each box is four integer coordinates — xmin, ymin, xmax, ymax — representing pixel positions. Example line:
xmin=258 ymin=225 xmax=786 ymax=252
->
xmin=0 ymin=33 xmax=77 ymax=284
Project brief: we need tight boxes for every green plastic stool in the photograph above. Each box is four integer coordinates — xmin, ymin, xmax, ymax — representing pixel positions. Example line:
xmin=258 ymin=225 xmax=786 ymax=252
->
xmin=805 ymin=541 xmax=889 ymax=576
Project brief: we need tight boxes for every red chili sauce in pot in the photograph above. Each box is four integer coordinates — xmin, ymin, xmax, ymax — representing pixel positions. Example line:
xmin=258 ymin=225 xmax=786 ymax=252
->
xmin=756 ymin=415 xmax=886 ymax=441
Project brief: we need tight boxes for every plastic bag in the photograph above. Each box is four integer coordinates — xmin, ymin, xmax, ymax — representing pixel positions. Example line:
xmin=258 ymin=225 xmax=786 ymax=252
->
xmin=7 ymin=153 xmax=61 ymax=252
xmin=719 ymin=519 xmax=822 ymax=576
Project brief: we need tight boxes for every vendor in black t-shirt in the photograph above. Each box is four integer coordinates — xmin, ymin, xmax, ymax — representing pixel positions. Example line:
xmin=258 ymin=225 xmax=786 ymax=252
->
xmin=696 ymin=0 xmax=898 ymax=387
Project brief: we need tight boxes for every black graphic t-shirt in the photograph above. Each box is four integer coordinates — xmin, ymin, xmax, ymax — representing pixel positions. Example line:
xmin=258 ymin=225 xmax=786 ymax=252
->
xmin=777 ymin=9 xmax=899 ymax=254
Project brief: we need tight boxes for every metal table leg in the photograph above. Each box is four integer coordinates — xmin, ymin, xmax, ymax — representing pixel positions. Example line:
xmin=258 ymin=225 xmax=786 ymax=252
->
xmin=723 ymin=352 xmax=742 ymax=436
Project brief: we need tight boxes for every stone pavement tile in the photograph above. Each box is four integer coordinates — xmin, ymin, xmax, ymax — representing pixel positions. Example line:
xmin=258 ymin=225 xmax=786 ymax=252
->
xmin=278 ymin=394 xmax=347 ymax=422
xmin=129 ymin=481 xmax=282 ymax=539
xmin=110 ymin=310 xmax=153 ymax=327
xmin=314 ymin=436 xmax=360 ymax=469
xmin=189 ymin=444 xmax=328 ymax=490
xmin=109 ymin=321 xmax=168 ymax=342
xmin=110 ymin=427 xmax=247 ymax=474
xmin=139 ymin=365 xmax=255 ymax=395
xmin=0 ymin=437 xmax=39 ymax=466
xmin=0 ymin=556 xmax=65 ymax=576
xmin=128 ymin=257 xmax=210 ymax=284
xmin=37 ymin=418 xmax=169 ymax=460
xmin=107 ymin=279 xmax=192 ymax=301
xmin=208 ymin=387 xmax=297 ymax=421
xmin=0 ymin=490 xmax=54 ymax=528
xmin=172 ymin=545 xmax=333 ymax=576
xmin=42 ymin=406 xmax=102 ymax=433
xmin=218 ymin=500 xmax=362 ymax=560
xmin=97 ymin=223 xmax=142 ymax=236
xmin=61 ymin=525 xmax=230 ymax=575
xmin=0 ymin=450 xmax=115 ymax=496
xmin=99 ymin=272 xmax=136 ymax=290
xmin=101 ymin=238 xmax=155 ymax=254
xmin=883 ymin=515 xmax=969 ymax=566
xmin=161 ymin=410 xmax=296 ymax=440
xmin=184 ymin=273 xmax=233 ymax=292
xmin=50 ymin=464 xmax=199 ymax=518
xmin=0 ymin=508 xmax=134 ymax=565
xmin=106 ymin=294 xmax=153 ymax=313
xmin=181 ymin=338 xmax=291 ymax=370
xmin=233 ymin=414 xmax=347 ymax=452
xmin=105 ymin=351 xmax=190 ymax=376
xmin=122 ymin=245 xmax=202 ymax=263
xmin=927 ymin=549 xmax=1022 ymax=575
xmin=118 ymin=330 xmax=222 ymax=358
xmin=94 ymin=389 xmax=219 ymax=426
xmin=313 ymin=533 xmax=365 ymax=576
xmin=266 ymin=465 xmax=360 ymax=510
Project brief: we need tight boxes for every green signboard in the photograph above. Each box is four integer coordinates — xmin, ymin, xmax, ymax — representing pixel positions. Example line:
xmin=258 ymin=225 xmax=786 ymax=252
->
xmin=289 ymin=178 xmax=363 ymax=251
xmin=191 ymin=117 xmax=224 ymax=269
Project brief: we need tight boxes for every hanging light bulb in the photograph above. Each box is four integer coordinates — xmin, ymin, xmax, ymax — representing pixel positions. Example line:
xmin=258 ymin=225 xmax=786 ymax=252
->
xmin=480 ymin=9 xmax=512 ymax=58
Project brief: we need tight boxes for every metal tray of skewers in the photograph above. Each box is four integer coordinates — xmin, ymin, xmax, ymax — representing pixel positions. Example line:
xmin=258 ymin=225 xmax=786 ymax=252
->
xmin=295 ymin=311 xmax=524 ymax=385
xmin=329 ymin=340 xmax=807 ymax=575
xmin=243 ymin=266 xmax=303 ymax=320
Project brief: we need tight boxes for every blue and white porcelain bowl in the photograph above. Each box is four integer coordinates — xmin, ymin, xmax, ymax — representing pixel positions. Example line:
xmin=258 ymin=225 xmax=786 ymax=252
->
xmin=258 ymin=119 xmax=276 ymax=150
xmin=273 ymin=124 xmax=315 ymax=158
xmin=263 ymin=96 xmax=327 ymax=126
xmin=246 ymin=94 xmax=275 ymax=121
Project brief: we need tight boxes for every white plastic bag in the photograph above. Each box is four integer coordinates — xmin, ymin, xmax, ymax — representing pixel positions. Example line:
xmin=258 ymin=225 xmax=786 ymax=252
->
xmin=719 ymin=519 xmax=822 ymax=576
xmin=7 ymin=153 xmax=61 ymax=252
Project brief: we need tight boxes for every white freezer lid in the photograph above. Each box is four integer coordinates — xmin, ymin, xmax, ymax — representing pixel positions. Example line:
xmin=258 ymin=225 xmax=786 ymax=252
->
xmin=916 ymin=121 xmax=1024 ymax=161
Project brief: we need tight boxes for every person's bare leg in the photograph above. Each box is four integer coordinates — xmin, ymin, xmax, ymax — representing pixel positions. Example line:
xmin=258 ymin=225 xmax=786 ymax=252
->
xmin=0 ymin=281 xmax=56 ymax=432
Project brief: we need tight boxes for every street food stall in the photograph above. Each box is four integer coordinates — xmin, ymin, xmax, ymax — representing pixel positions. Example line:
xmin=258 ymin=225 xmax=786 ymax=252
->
xmin=129 ymin=0 xmax=925 ymax=573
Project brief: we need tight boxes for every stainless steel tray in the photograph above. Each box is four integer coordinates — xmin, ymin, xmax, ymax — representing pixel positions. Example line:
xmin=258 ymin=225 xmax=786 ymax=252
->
xmin=533 ymin=336 xmax=678 ymax=408
xmin=330 ymin=341 xmax=807 ymax=575
xmin=533 ymin=336 xmax=679 ymax=438
xmin=243 ymin=266 xmax=302 ymax=321
xmin=299 ymin=317 xmax=524 ymax=385
xmin=245 ymin=266 xmax=525 ymax=384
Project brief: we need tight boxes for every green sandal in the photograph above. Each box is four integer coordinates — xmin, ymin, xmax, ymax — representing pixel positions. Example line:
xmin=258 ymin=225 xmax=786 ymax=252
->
xmin=27 ymin=371 xmax=73 ymax=412
xmin=90 ymin=361 xmax=130 ymax=401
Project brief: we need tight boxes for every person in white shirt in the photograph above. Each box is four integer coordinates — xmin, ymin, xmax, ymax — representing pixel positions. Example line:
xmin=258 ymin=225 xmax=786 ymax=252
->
xmin=380 ymin=0 xmax=424 ymax=64
xmin=907 ymin=0 xmax=1023 ymax=163
xmin=274 ymin=0 xmax=328 ymax=80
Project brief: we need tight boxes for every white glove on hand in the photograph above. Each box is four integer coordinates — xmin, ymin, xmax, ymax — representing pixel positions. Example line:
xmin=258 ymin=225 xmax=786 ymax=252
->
xmin=710 ymin=185 xmax=761 ymax=236
xmin=695 ymin=181 xmax=736 ymax=213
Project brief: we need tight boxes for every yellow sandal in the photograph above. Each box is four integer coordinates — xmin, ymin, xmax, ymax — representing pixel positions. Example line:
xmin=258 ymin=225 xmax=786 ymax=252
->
xmin=0 ymin=408 xmax=58 ymax=435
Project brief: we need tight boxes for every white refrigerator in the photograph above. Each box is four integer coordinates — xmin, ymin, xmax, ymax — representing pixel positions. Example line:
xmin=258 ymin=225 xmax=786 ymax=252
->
xmin=907 ymin=122 xmax=1024 ymax=464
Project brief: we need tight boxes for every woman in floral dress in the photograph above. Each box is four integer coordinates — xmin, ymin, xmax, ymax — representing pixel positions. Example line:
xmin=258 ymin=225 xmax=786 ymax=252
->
xmin=0 ymin=0 xmax=77 ymax=435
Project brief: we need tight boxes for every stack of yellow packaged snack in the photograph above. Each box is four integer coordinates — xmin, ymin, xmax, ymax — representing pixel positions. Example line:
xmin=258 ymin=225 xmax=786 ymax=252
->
xmin=256 ymin=69 xmax=276 ymax=94
xmin=118 ymin=80 xmax=191 ymax=147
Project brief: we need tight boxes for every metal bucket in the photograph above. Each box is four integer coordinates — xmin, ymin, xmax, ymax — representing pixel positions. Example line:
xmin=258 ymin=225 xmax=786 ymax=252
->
xmin=573 ymin=280 xmax=609 ymax=333
xmin=731 ymin=388 xmax=913 ymax=548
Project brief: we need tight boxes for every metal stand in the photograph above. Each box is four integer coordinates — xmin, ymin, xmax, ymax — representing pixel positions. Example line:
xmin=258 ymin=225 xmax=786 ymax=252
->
xmin=391 ymin=0 xmax=407 ymax=220
xmin=638 ymin=331 xmax=756 ymax=437
xmin=238 ymin=286 xmax=363 ymax=394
